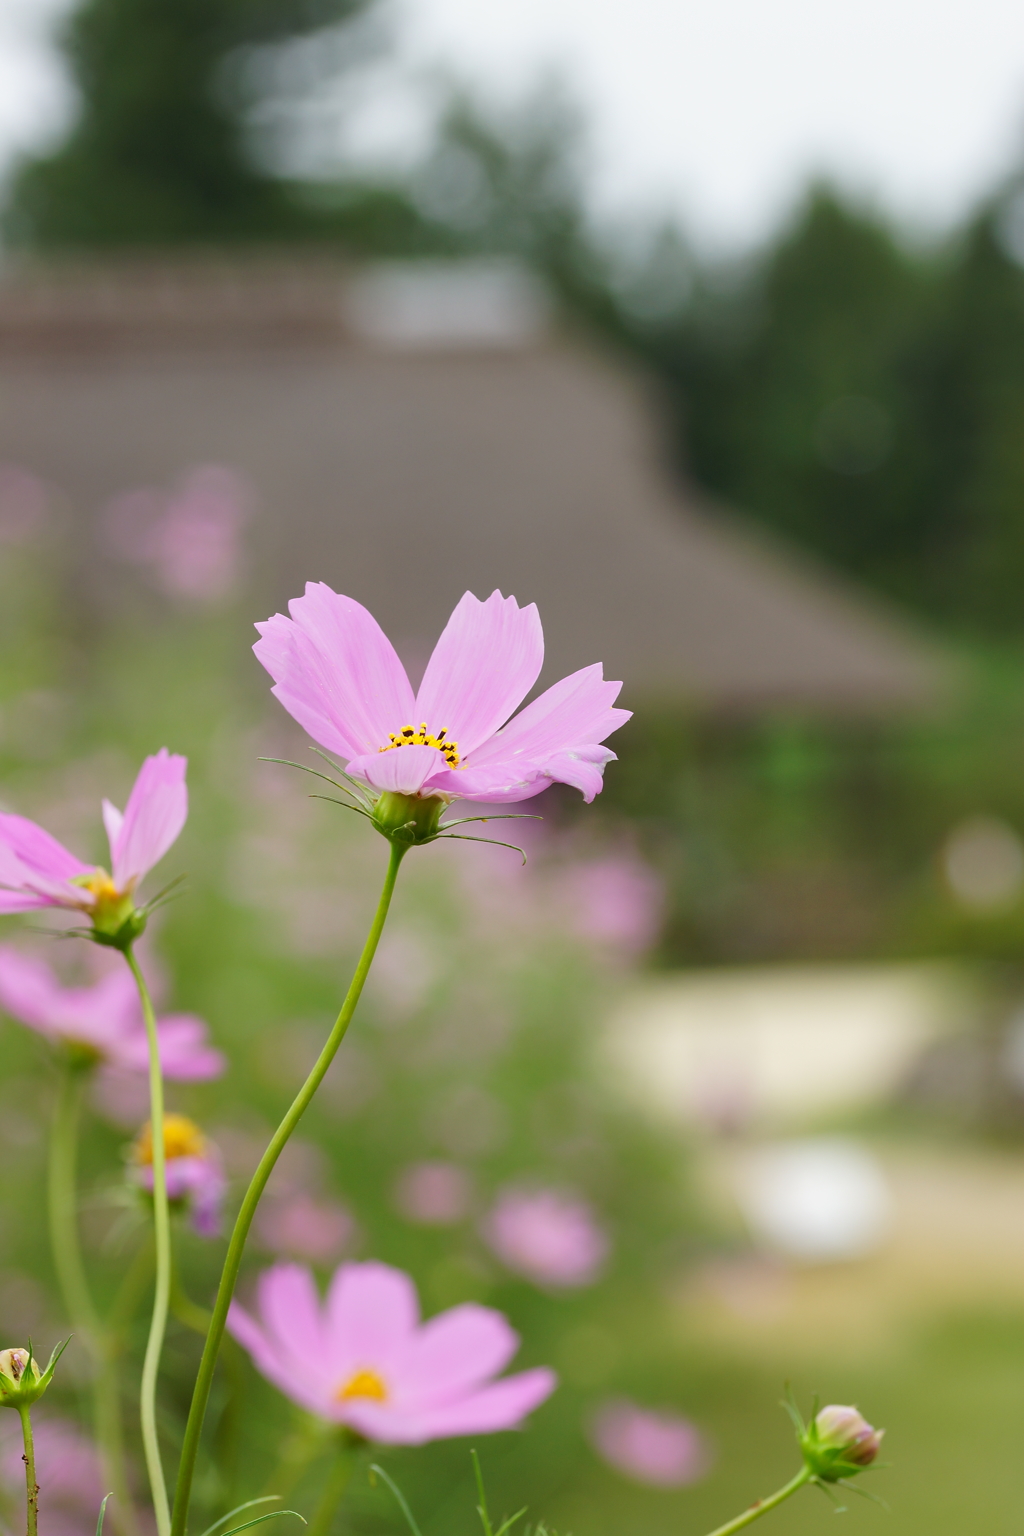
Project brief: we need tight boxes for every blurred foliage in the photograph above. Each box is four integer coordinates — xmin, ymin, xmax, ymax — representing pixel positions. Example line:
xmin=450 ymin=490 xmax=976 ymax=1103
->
xmin=2 ymin=0 xmax=378 ymax=243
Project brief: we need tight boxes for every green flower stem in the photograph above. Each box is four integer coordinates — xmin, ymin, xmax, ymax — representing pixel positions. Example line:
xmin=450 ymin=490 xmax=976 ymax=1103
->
xmin=171 ymin=840 xmax=407 ymax=1536
xmin=306 ymin=1442 xmax=357 ymax=1536
xmin=48 ymin=1060 xmax=137 ymax=1536
xmin=702 ymin=1468 xmax=812 ymax=1536
xmin=124 ymin=946 xmax=173 ymax=1536
xmin=19 ymin=1405 xmax=37 ymax=1536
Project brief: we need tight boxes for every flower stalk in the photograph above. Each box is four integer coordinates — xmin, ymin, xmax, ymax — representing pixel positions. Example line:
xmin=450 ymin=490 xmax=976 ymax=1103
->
xmin=18 ymin=1403 xmax=38 ymax=1536
xmin=124 ymin=946 xmax=172 ymax=1536
xmin=305 ymin=1437 xmax=358 ymax=1536
xmin=170 ymin=838 xmax=408 ymax=1536
xmin=48 ymin=1060 xmax=137 ymax=1536
xmin=702 ymin=1467 xmax=812 ymax=1536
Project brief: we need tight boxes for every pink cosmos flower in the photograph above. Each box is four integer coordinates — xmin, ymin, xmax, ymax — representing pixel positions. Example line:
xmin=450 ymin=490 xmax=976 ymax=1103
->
xmin=589 ymin=1399 xmax=711 ymax=1487
xmin=227 ymin=1260 xmax=556 ymax=1443
xmin=0 ymin=749 xmax=187 ymax=923
xmin=0 ymin=946 xmax=224 ymax=1079
xmin=482 ymin=1188 xmax=609 ymax=1289
xmin=257 ymin=1192 xmax=356 ymax=1263
xmin=0 ymin=1416 xmax=104 ymax=1536
xmin=132 ymin=1115 xmax=227 ymax=1238
xmin=254 ymin=586 xmax=630 ymax=804
xmin=102 ymin=465 xmax=249 ymax=602
xmin=394 ymin=1161 xmax=473 ymax=1226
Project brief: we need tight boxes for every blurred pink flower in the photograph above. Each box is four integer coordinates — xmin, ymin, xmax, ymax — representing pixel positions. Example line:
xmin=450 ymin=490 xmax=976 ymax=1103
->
xmin=0 ymin=947 xmax=223 ymax=1079
xmin=0 ymin=749 xmax=187 ymax=920
xmin=132 ymin=1115 xmax=227 ymax=1238
xmin=482 ymin=1188 xmax=609 ymax=1288
xmin=254 ymin=586 xmax=629 ymax=804
xmin=227 ymin=1260 xmax=556 ymax=1443
xmin=257 ymin=1192 xmax=355 ymax=1263
xmin=558 ymin=853 xmax=663 ymax=958
xmin=102 ymin=465 xmax=248 ymax=602
xmin=0 ymin=1416 xmax=103 ymax=1536
xmin=0 ymin=464 xmax=49 ymax=545
xmin=394 ymin=1162 xmax=473 ymax=1225
xmin=589 ymin=1399 xmax=711 ymax=1486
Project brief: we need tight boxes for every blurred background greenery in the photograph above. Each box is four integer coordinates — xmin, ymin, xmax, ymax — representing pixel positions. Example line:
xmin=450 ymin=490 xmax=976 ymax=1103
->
xmin=3 ymin=1 xmax=1024 ymax=1534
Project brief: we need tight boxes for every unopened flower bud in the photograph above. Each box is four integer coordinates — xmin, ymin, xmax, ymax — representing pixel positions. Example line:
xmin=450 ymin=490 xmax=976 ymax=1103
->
xmin=0 ymin=1341 xmax=66 ymax=1409
xmin=800 ymin=1403 xmax=883 ymax=1481
xmin=371 ymin=791 xmax=446 ymax=847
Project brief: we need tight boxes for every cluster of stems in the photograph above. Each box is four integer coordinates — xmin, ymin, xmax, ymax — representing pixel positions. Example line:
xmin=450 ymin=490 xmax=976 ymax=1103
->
xmin=40 ymin=826 xmax=869 ymax=1536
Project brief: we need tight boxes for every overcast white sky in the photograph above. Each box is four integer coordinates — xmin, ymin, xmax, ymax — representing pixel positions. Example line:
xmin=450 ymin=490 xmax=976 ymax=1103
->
xmin=2 ymin=0 xmax=1024 ymax=248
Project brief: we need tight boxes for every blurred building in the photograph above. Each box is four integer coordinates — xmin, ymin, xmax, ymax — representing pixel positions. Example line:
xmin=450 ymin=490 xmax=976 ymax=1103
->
xmin=0 ymin=254 xmax=942 ymax=707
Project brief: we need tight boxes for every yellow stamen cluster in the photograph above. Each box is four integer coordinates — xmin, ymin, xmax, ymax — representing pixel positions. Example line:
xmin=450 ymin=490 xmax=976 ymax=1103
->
xmin=74 ymin=869 xmax=123 ymax=903
xmin=380 ymin=722 xmax=460 ymax=769
xmin=336 ymin=1368 xmax=389 ymax=1402
xmin=134 ymin=1113 xmax=207 ymax=1165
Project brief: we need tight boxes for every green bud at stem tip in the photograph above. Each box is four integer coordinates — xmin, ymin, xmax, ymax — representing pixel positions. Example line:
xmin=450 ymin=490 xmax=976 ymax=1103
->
xmin=0 ymin=1341 xmax=68 ymax=1409
xmin=371 ymin=791 xmax=447 ymax=846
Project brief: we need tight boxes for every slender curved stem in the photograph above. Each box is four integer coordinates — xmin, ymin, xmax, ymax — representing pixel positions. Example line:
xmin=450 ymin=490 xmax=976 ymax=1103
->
xmin=48 ymin=1061 xmax=137 ymax=1536
xmin=171 ymin=841 xmax=407 ymax=1536
xmin=702 ymin=1468 xmax=811 ymax=1536
xmin=19 ymin=1405 xmax=38 ymax=1536
xmin=125 ymin=947 xmax=172 ymax=1536
xmin=306 ymin=1444 xmax=356 ymax=1536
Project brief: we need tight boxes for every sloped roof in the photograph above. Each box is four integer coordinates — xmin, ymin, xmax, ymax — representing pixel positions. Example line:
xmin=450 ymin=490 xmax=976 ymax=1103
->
xmin=0 ymin=255 xmax=944 ymax=710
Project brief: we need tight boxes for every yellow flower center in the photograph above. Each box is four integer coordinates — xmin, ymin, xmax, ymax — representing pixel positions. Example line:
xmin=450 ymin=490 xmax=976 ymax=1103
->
xmin=336 ymin=1368 xmax=388 ymax=1402
xmin=73 ymin=869 xmax=123 ymax=902
xmin=379 ymin=723 xmax=460 ymax=769
xmin=134 ymin=1113 xmax=207 ymax=1165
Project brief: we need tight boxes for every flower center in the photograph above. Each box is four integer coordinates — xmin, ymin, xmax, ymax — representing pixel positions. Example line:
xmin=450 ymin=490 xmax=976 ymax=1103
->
xmin=336 ymin=1368 xmax=388 ymax=1402
xmin=74 ymin=869 xmax=123 ymax=902
xmin=134 ymin=1113 xmax=207 ymax=1165
xmin=380 ymin=723 xmax=460 ymax=769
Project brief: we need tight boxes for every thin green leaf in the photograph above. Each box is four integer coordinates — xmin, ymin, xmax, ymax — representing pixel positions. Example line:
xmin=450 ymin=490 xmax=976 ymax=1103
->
xmin=433 ymin=835 xmax=527 ymax=864
xmin=258 ymin=758 xmax=360 ymax=798
xmin=493 ymin=1507 xmax=527 ymax=1536
xmin=217 ymin=1510 xmax=306 ymax=1536
xmin=368 ymin=1464 xmax=424 ymax=1536
xmin=197 ymin=1495 xmax=281 ymax=1536
xmin=437 ymin=815 xmax=542 ymax=831
xmin=95 ymin=1494 xmax=113 ymax=1536
xmin=471 ymin=1450 xmax=493 ymax=1536
xmin=308 ymin=795 xmax=373 ymax=819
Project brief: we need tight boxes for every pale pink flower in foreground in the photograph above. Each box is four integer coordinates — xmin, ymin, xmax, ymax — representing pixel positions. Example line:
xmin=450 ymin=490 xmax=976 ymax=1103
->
xmin=482 ymin=1188 xmax=609 ymax=1289
xmin=254 ymin=586 xmax=630 ymax=804
xmin=589 ymin=1399 xmax=711 ymax=1487
xmin=0 ymin=1416 xmax=103 ymax=1536
xmin=394 ymin=1161 xmax=473 ymax=1226
xmin=257 ymin=1192 xmax=355 ymax=1263
xmin=0 ymin=749 xmax=187 ymax=925
xmin=132 ymin=1114 xmax=227 ymax=1238
xmin=0 ymin=947 xmax=224 ymax=1079
xmin=227 ymin=1260 xmax=556 ymax=1443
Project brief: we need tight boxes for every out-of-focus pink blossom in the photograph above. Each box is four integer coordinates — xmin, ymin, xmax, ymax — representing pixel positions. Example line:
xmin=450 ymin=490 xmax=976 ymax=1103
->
xmin=257 ymin=1192 xmax=355 ymax=1263
xmin=102 ymin=465 xmax=248 ymax=602
xmin=0 ymin=464 xmax=49 ymax=545
xmin=589 ymin=1399 xmax=711 ymax=1487
xmin=481 ymin=1187 xmax=609 ymax=1289
xmin=255 ymin=585 xmax=629 ymax=804
xmin=132 ymin=1115 xmax=226 ymax=1238
xmin=557 ymin=853 xmax=663 ymax=958
xmin=0 ymin=947 xmax=223 ymax=1080
xmin=394 ymin=1162 xmax=473 ymax=1225
xmin=228 ymin=1260 xmax=556 ymax=1443
xmin=0 ymin=1416 xmax=103 ymax=1536
xmin=0 ymin=749 xmax=187 ymax=922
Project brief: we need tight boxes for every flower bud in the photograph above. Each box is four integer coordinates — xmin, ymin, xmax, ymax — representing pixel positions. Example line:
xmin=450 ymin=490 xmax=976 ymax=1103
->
xmin=0 ymin=1342 xmax=67 ymax=1409
xmin=371 ymin=792 xmax=446 ymax=847
xmin=800 ymin=1404 xmax=883 ymax=1481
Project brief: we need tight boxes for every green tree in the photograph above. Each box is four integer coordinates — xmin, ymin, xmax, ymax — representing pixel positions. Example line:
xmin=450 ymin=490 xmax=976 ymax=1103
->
xmin=4 ymin=0 xmax=376 ymax=244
